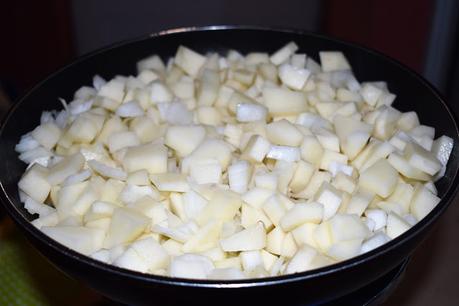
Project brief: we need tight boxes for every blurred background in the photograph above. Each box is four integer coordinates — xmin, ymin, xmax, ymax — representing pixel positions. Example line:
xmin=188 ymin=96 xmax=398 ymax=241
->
xmin=0 ymin=0 xmax=458 ymax=305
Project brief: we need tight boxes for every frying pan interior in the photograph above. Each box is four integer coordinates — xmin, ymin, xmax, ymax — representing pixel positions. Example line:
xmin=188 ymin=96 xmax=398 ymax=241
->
xmin=1 ymin=27 xmax=458 ymax=305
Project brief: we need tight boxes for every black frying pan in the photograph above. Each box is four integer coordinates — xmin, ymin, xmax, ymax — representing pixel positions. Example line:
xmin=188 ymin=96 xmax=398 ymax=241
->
xmin=1 ymin=26 xmax=458 ymax=306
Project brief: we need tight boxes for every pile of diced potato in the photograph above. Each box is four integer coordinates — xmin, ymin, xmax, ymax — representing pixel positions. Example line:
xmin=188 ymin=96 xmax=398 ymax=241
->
xmin=15 ymin=41 xmax=453 ymax=280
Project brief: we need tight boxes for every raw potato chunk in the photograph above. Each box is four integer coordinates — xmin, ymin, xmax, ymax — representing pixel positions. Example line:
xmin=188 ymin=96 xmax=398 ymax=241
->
xmin=31 ymin=122 xmax=62 ymax=149
xmin=123 ymin=144 xmax=168 ymax=174
xmin=327 ymin=239 xmax=362 ymax=261
xmin=42 ymin=226 xmax=105 ymax=255
xmin=280 ymin=202 xmax=323 ymax=231
xmin=386 ymin=212 xmax=411 ymax=239
xmin=270 ymin=41 xmax=299 ymax=65
xmin=266 ymin=120 xmax=304 ymax=146
xmin=300 ymin=136 xmax=324 ymax=166
xmin=329 ymin=214 xmax=370 ymax=242
xmin=150 ymin=173 xmax=189 ymax=192
xmin=220 ymin=223 xmax=266 ymax=252
xmin=104 ymin=207 xmax=150 ymax=248
xmin=359 ymin=159 xmax=398 ymax=198
xmin=196 ymin=191 xmax=242 ymax=226
xmin=242 ymin=135 xmax=271 ymax=163
xmin=169 ymin=254 xmax=214 ymax=279
xmin=285 ymin=244 xmax=317 ymax=274
xmin=319 ymin=51 xmax=351 ymax=72
xmin=410 ymin=184 xmax=440 ymax=220
xmin=175 ymin=46 xmax=206 ymax=77
xmin=404 ymin=142 xmax=442 ymax=176
xmin=278 ymin=63 xmax=310 ymax=90
xmin=47 ymin=153 xmax=86 ymax=185
xmin=18 ymin=164 xmax=51 ymax=203
xmin=197 ymin=69 xmax=220 ymax=106
xmin=165 ymin=125 xmax=206 ymax=157
xmin=262 ymin=87 xmax=308 ymax=115
xmin=115 ymin=238 xmax=169 ymax=273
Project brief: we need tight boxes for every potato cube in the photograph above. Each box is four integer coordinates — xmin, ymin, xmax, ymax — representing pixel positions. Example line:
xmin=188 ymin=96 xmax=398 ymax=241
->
xmin=262 ymin=87 xmax=307 ymax=115
xmin=220 ymin=223 xmax=266 ymax=252
xmin=280 ymin=202 xmax=323 ymax=231
xmin=410 ymin=184 xmax=440 ymax=220
xmin=319 ymin=51 xmax=351 ymax=72
xmin=123 ymin=143 xmax=168 ymax=174
xmin=18 ymin=164 xmax=51 ymax=203
xmin=175 ymin=46 xmax=206 ymax=77
xmin=31 ymin=122 xmax=62 ymax=149
xmin=359 ymin=159 xmax=398 ymax=198
xmin=266 ymin=119 xmax=304 ymax=147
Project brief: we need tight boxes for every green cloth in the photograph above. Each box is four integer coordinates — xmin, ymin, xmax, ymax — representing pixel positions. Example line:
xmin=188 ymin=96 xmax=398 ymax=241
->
xmin=0 ymin=222 xmax=90 ymax=306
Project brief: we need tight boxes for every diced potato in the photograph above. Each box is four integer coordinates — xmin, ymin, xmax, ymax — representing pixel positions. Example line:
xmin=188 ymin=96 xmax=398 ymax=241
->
xmin=359 ymin=159 xmax=398 ymax=198
xmin=42 ymin=226 xmax=105 ymax=255
xmin=241 ymin=135 xmax=271 ymax=163
xmin=196 ymin=190 xmax=242 ymax=226
xmin=280 ymin=202 xmax=323 ymax=231
xmin=169 ymin=254 xmax=214 ymax=279
xmin=150 ymin=173 xmax=189 ymax=192
xmin=329 ymin=214 xmax=370 ymax=242
xmin=48 ymin=153 xmax=85 ymax=185
xmin=98 ymin=79 xmax=125 ymax=102
xmin=314 ymin=182 xmax=343 ymax=220
xmin=197 ymin=69 xmax=220 ymax=106
xmin=327 ymin=239 xmax=362 ymax=261
xmin=266 ymin=119 xmax=304 ymax=146
xmin=189 ymin=159 xmax=222 ymax=185
xmin=189 ymin=139 xmax=232 ymax=171
xmin=278 ymin=63 xmax=310 ymax=90
xmin=313 ymin=221 xmax=333 ymax=252
xmin=262 ymin=195 xmax=287 ymax=227
xmin=410 ymin=184 xmax=440 ymax=220
xmin=228 ymin=160 xmax=252 ymax=194
xmin=319 ymin=51 xmax=351 ymax=72
xmin=404 ymin=142 xmax=442 ymax=176
xmin=175 ymin=46 xmax=206 ymax=77
xmin=220 ymin=222 xmax=266 ymax=252
xmin=18 ymin=164 xmax=51 ymax=203
xmin=270 ymin=42 xmax=299 ymax=65
xmin=387 ymin=152 xmax=431 ymax=181
xmin=123 ymin=143 xmax=168 ymax=174
xmin=300 ymin=135 xmax=324 ymax=166
xmin=183 ymin=220 xmax=222 ymax=253
xmin=346 ymin=191 xmax=374 ymax=216
xmin=263 ymin=87 xmax=308 ymax=115
xmin=386 ymin=212 xmax=411 ymax=239
xmin=31 ymin=122 xmax=62 ymax=149
xmin=104 ymin=207 xmax=150 ymax=248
